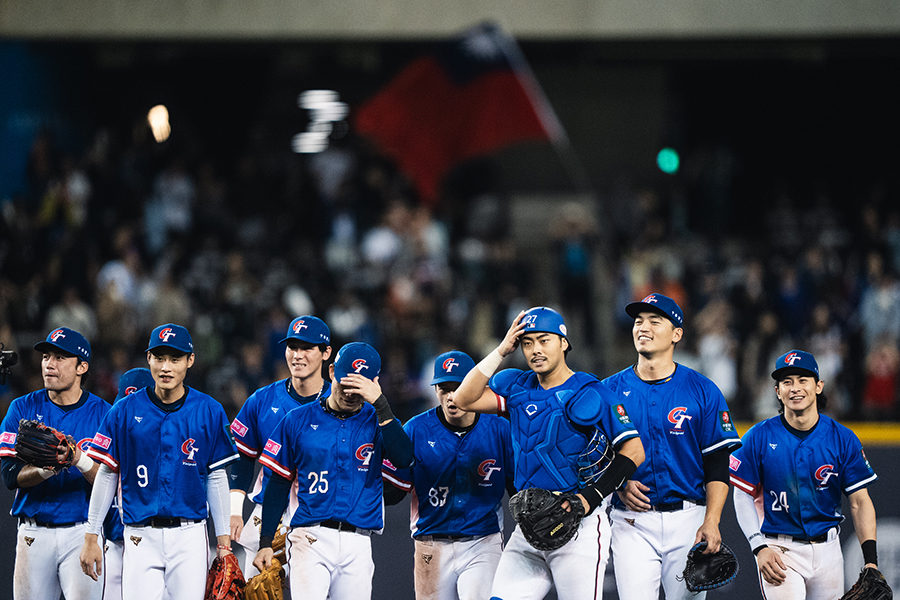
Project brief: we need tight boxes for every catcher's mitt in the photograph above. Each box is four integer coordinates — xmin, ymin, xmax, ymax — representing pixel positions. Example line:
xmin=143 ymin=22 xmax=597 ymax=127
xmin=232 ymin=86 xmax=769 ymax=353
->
xmin=15 ymin=419 xmax=77 ymax=469
xmin=841 ymin=567 xmax=893 ymax=600
xmin=245 ymin=558 xmax=285 ymax=600
xmin=678 ymin=541 xmax=739 ymax=592
xmin=509 ymin=488 xmax=584 ymax=552
xmin=204 ymin=553 xmax=245 ymax=600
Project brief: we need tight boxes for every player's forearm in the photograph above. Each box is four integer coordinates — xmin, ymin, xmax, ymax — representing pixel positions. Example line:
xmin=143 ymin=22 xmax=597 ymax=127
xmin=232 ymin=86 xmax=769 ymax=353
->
xmin=86 ymin=463 xmax=118 ymax=536
xmin=733 ymin=488 xmax=767 ymax=553
xmin=381 ymin=418 xmax=414 ymax=469
xmin=454 ymin=354 xmax=497 ymax=410
xmin=229 ymin=453 xmax=256 ymax=493
xmin=258 ymin=473 xmax=292 ymax=547
xmin=16 ymin=463 xmax=57 ymax=488
xmin=207 ymin=468 xmax=231 ymax=538
xmin=702 ymin=480 xmax=729 ymax=525
xmin=849 ymin=489 xmax=877 ymax=545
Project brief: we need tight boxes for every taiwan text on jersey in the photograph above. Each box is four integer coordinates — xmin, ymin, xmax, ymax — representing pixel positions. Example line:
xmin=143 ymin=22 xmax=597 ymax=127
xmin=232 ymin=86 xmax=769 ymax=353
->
xmin=603 ymin=364 xmax=741 ymax=506
xmin=385 ymin=408 xmax=513 ymax=537
xmin=488 ymin=369 xmax=639 ymax=492
xmin=0 ymin=389 xmax=110 ymax=523
xmin=231 ymin=378 xmax=331 ymax=503
xmin=86 ymin=386 xmax=239 ymax=524
xmin=729 ymin=414 xmax=877 ymax=539
xmin=260 ymin=400 xmax=386 ymax=531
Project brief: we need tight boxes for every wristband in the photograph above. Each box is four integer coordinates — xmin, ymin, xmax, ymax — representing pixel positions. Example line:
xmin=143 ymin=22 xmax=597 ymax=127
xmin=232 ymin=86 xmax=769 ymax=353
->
xmin=230 ymin=490 xmax=246 ymax=516
xmin=752 ymin=544 xmax=769 ymax=556
xmin=373 ymin=395 xmax=395 ymax=424
xmin=862 ymin=539 xmax=877 ymax=566
xmin=259 ymin=535 xmax=273 ymax=549
xmin=217 ymin=544 xmax=232 ymax=552
xmin=75 ymin=452 xmax=95 ymax=474
xmin=477 ymin=349 xmax=504 ymax=378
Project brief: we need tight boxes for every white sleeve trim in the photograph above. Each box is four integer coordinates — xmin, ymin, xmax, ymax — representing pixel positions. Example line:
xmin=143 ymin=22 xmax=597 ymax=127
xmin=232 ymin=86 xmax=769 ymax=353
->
xmin=87 ymin=464 xmax=118 ymax=536
xmin=701 ymin=438 xmax=740 ymax=454
xmin=209 ymin=453 xmax=240 ymax=472
xmin=206 ymin=468 xmax=230 ymax=537
xmin=612 ymin=430 xmax=640 ymax=447
xmin=845 ymin=472 xmax=878 ymax=494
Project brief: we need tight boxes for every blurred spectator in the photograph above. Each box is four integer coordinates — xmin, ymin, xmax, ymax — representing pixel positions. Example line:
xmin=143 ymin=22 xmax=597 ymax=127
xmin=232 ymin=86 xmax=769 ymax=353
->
xmin=694 ymin=299 xmax=738 ymax=402
xmin=859 ymin=255 xmax=900 ymax=351
xmin=44 ymin=286 xmax=97 ymax=340
xmin=862 ymin=341 xmax=899 ymax=420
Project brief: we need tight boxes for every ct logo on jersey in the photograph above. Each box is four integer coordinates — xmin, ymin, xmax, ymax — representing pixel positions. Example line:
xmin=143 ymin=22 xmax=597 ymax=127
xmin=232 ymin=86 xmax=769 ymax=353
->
xmin=478 ymin=459 xmax=501 ymax=485
xmin=351 ymin=359 xmax=369 ymax=374
xmin=442 ymin=358 xmax=458 ymax=373
xmin=815 ymin=464 xmax=838 ymax=489
xmin=77 ymin=438 xmax=93 ymax=453
xmin=356 ymin=443 xmax=374 ymax=471
xmin=159 ymin=328 xmax=177 ymax=343
xmin=293 ymin=320 xmax=308 ymax=332
xmin=181 ymin=438 xmax=199 ymax=465
xmin=784 ymin=353 xmax=801 ymax=366
xmin=668 ymin=407 xmax=692 ymax=434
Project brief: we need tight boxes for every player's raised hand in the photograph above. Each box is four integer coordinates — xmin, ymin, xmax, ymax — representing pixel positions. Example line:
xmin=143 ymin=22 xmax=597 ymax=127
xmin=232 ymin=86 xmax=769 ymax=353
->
xmin=341 ymin=374 xmax=383 ymax=404
xmin=756 ymin=547 xmax=788 ymax=585
xmin=253 ymin=547 xmax=275 ymax=572
xmin=498 ymin=311 xmax=528 ymax=357
xmin=230 ymin=514 xmax=244 ymax=542
xmin=79 ymin=534 xmax=103 ymax=581
xmin=616 ymin=480 xmax=652 ymax=511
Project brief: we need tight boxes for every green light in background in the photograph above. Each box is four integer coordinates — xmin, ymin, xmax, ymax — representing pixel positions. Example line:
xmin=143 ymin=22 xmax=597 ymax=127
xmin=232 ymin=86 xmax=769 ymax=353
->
xmin=657 ymin=147 xmax=680 ymax=174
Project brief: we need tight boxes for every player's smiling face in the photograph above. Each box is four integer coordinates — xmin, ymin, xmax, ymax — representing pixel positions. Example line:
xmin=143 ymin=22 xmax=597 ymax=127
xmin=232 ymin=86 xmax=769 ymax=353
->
xmin=41 ymin=351 xmax=87 ymax=393
xmin=285 ymin=341 xmax=330 ymax=380
xmin=147 ymin=350 xmax=194 ymax=398
xmin=520 ymin=332 xmax=567 ymax=375
xmin=775 ymin=374 xmax=823 ymax=414
xmin=633 ymin=311 xmax=682 ymax=357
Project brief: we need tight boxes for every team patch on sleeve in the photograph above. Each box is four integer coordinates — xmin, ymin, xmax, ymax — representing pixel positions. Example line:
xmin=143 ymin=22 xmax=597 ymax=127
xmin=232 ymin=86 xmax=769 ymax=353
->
xmin=92 ymin=432 xmax=112 ymax=450
xmin=231 ymin=419 xmax=248 ymax=438
xmin=0 ymin=432 xmax=16 ymax=444
xmin=264 ymin=439 xmax=282 ymax=455
xmin=719 ymin=411 xmax=734 ymax=433
xmin=729 ymin=455 xmax=741 ymax=471
xmin=862 ymin=448 xmax=872 ymax=471
xmin=614 ymin=404 xmax=632 ymax=425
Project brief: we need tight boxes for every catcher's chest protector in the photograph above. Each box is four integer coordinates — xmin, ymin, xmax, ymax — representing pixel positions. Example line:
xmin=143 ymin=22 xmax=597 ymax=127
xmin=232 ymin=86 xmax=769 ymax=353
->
xmin=507 ymin=376 xmax=591 ymax=492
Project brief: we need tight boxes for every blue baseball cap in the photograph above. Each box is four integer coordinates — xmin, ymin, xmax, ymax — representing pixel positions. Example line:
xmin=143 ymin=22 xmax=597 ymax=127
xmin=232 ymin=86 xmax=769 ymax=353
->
xmin=333 ymin=342 xmax=381 ymax=381
xmin=430 ymin=350 xmax=475 ymax=385
xmin=772 ymin=350 xmax=820 ymax=381
xmin=115 ymin=368 xmax=154 ymax=402
xmin=146 ymin=323 xmax=194 ymax=355
xmin=34 ymin=327 xmax=91 ymax=362
xmin=280 ymin=316 xmax=331 ymax=346
xmin=625 ymin=293 xmax=684 ymax=328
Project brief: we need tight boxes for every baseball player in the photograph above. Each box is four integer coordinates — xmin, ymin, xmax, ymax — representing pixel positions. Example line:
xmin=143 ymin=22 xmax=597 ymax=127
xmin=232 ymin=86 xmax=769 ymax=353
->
xmin=730 ymin=349 xmax=880 ymax=599
xmin=383 ymin=350 xmax=515 ymax=600
xmin=252 ymin=342 xmax=415 ymax=600
xmin=229 ymin=315 xmax=332 ymax=579
xmin=104 ymin=367 xmax=156 ymax=600
xmin=0 ymin=327 xmax=108 ymax=600
xmin=79 ymin=323 xmax=240 ymax=600
xmin=602 ymin=293 xmax=742 ymax=600
xmin=454 ymin=307 xmax=646 ymax=600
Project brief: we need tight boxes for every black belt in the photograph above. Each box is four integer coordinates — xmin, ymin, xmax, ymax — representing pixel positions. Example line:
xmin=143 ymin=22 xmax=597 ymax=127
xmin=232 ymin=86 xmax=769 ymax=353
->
xmin=319 ymin=519 xmax=357 ymax=532
xmin=135 ymin=517 xmax=202 ymax=528
xmin=19 ymin=518 xmax=82 ymax=528
xmin=765 ymin=532 xmax=828 ymax=544
xmin=651 ymin=499 xmax=706 ymax=512
xmin=429 ymin=534 xmax=470 ymax=541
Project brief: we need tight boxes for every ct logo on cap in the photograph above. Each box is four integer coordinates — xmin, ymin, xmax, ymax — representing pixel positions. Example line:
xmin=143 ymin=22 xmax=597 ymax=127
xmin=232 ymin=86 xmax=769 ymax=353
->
xmin=50 ymin=329 xmax=66 ymax=342
xmin=293 ymin=320 xmax=307 ymax=332
xmin=442 ymin=358 xmax=458 ymax=373
xmin=642 ymin=295 xmax=658 ymax=304
xmin=352 ymin=359 xmax=369 ymax=373
xmin=159 ymin=328 xmax=176 ymax=343
xmin=785 ymin=353 xmax=801 ymax=366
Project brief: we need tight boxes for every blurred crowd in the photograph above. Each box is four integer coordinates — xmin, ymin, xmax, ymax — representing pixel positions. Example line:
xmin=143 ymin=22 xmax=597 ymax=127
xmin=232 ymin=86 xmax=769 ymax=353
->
xmin=1 ymin=123 xmax=899 ymax=424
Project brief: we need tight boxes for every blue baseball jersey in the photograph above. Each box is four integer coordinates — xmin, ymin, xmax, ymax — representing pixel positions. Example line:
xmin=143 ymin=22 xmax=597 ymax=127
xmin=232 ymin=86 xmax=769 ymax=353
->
xmin=231 ymin=378 xmax=330 ymax=504
xmin=603 ymin=364 xmax=742 ymax=507
xmin=0 ymin=389 xmax=110 ymax=524
xmin=488 ymin=369 xmax=640 ymax=492
xmin=384 ymin=408 xmax=513 ymax=538
xmin=86 ymin=386 xmax=239 ymax=524
xmin=729 ymin=415 xmax=877 ymax=539
xmin=259 ymin=401 xmax=388 ymax=531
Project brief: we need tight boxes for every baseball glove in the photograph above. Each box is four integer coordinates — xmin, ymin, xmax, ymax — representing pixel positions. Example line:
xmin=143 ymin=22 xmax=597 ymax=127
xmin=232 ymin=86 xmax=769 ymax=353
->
xmin=678 ymin=541 xmax=739 ymax=592
xmin=509 ymin=488 xmax=584 ymax=552
xmin=272 ymin=529 xmax=287 ymax=565
xmin=15 ymin=419 xmax=77 ymax=469
xmin=841 ymin=567 xmax=893 ymax=600
xmin=204 ymin=553 xmax=245 ymax=600
xmin=245 ymin=558 xmax=285 ymax=600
